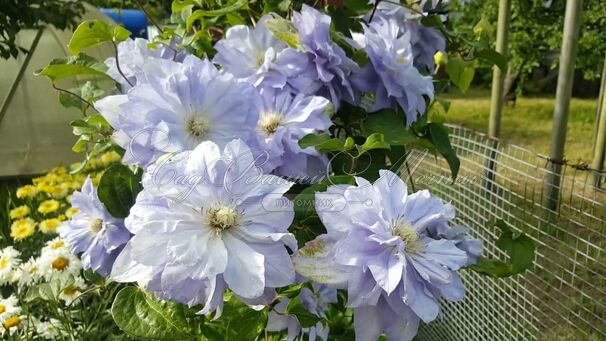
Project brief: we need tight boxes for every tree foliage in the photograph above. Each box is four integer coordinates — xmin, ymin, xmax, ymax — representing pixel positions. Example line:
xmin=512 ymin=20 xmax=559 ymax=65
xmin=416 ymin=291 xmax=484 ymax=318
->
xmin=450 ymin=0 xmax=606 ymax=81
xmin=0 ymin=0 xmax=85 ymax=59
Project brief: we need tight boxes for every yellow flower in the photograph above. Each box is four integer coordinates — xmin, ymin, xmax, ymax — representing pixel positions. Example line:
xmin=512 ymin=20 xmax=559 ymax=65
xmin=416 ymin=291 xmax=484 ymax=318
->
xmin=101 ymin=151 xmax=122 ymax=165
xmin=51 ymin=166 xmax=67 ymax=175
xmin=49 ymin=186 xmax=69 ymax=199
xmin=38 ymin=200 xmax=60 ymax=215
xmin=10 ymin=218 xmax=36 ymax=241
xmin=39 ymin=218 xmax=61 ymax=234
xmin=37 ymin=182 xmax=55 ymax=193
xmin=16 ymin=185 xmax=38 ymax=199
xmin=9 ymin=206 xmax=30 ymax=220
xmin=65 ymin=207 xmax=79 ymax=219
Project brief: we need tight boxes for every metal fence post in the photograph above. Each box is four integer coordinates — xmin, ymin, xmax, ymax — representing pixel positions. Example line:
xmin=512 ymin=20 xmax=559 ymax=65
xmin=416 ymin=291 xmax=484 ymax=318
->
xmin=544 ymin=0 xmax=584 ymax=211
xmin=485 ymin=0 xmax=512 ymax=195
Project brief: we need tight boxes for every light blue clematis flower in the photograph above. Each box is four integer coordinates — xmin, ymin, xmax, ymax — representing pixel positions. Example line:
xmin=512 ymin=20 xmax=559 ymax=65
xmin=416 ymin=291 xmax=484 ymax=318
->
xmin=59 ymin=177 xmax=131 ymax=277
xmin=95 ymin=55 xmax=259 ymax=168
xmin=351 ymin=16 xmax=434 ymax=124
xmin=312 ymin=170 xmax=482 ymax=340
xmin=111 ymin=139 xmax=297 ymax=316
xmin=251 ymin=87 xmax=332 ymax=179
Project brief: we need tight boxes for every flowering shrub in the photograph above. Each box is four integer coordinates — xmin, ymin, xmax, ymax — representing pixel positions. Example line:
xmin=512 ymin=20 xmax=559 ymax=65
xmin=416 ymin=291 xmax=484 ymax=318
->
xmin=23 ymin=1 xmax=535 ymax=340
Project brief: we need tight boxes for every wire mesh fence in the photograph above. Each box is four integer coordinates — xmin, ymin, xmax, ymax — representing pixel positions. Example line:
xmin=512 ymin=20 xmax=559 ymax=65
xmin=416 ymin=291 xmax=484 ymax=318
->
xmin=402 ymin=125 xmax=606 ymax=340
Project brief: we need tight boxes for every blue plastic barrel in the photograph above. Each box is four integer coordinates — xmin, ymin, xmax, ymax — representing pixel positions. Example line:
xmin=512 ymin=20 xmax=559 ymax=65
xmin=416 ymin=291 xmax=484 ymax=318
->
xmin=100 ymin=8 xmax=148 ymax=38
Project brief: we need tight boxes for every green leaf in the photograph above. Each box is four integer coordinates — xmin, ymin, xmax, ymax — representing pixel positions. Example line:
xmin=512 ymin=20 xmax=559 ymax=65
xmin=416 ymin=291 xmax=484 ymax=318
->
xmin=298 ymin=134 xmax=346 ymax=153
xmin=359 ymin=133 xmax=391 ymax=154
xmin=494 ymin=220 xmax=535 ymax=273
xmin=113 ymin=25 xmax=132 ymax=42
xmin=475 ymin=48 xmax=507 ymax=71
xmin=265 ymin=17 xmax=302 ymax=49
xmin=36 ymin=54 xmax=111 ymax=83
xmin=470 ymin=220 xmax=536 ymax=278
xmin=286 ymin=296 xmax=322 ymax=328
xmin=171 ymin=0 xmax=203 ymax=12
xmin=72 ymin=137 xmax=88 ymax=153
xmin=186 ymin=0 xmax=248 ymax=30
xmin=111 ymin=287 xmax=194 ymax=340
xmin=445 ymin=57 xmax=475 ymax=93
xmin=263 ymin=0 xmax=292 ymax=14
xmin=362 ymin=109 xmax=418 ymax=145
xmin=97 ymin=164 xmax=142 ymax=218
xmin=218 ymin=295 xmax=268 ymax=340
xmin=68 ymin=20 xmax=115 ymax=55
xmin=428 ymin=122 xmax=460 ymax=180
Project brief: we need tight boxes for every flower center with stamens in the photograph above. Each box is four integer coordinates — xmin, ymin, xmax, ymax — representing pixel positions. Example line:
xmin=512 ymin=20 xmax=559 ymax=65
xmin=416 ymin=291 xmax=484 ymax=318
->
xmin=3 ymin=316 xmax=20 ymax=329
xmin=392 ymin=219 xmax=425 ymax=254
xmin=396 ymin=54 xmax=409 ymax=65
xmin=258 ymin=112 xmax=283 ymax=136
xmin=255 ymin=53 xmax=266 ymax=68
xmin=89 ymin=218 xmax=103 ymax=234
xmin=186 ymin=116 xmax=210 ymax=141
xmin=52 ymin=257 xmax=69 ymax=270
xmin=206 ymin=204 xmax=241 ymax=232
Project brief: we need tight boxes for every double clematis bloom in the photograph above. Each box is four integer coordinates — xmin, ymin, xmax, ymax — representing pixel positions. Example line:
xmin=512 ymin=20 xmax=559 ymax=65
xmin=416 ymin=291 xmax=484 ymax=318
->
xmin=290 ymin=5 xmax=360 ymax=108
xmin=213 ymin=15 xmax=310 ymax=90
xmin=252 ymin=88 xmax=333 ymax=179
xmin=95 ymin=56 xmax=259 ymax=168
xmin=351 ymin=16 xmax=434 ymax=124
xmin=304 ymin=170 xmax=481 ymax=340
xmin=111 ymin=139 xmax=298 ymax=316
xmin=105 ymin=37 xmax=187 ymax=91
xmin=59 ymin=177 xmax=131 ymax=277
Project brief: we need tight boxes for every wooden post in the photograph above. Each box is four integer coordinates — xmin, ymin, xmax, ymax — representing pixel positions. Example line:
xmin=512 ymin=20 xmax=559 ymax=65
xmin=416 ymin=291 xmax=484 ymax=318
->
xmin=590 ymin=54 xmax=606 ymax=177
xmin=544 ymin=0 xmax=584 ymax=211
xmin=590 ymin=85 xmax=606 ymax=187
xmin=488 ymin=0 xmax=512 ymax=138
xmin=485 ymin=0 xmax=512 ymax=195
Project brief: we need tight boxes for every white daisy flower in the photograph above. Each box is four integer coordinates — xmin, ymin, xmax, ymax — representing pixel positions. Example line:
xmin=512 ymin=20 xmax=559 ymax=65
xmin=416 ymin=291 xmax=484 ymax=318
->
xmin=38 ymin=248 xmax=81 ymax=281
xmin=0 ymin=247 xmax=21 ymax=285
xmin=0 ymin=296 xmax=20 ymax=321
xmin=41 ymin=237 xmax=70 ymax=255
xmin=16 ymin=257 xmax=42 ymax=287
xmin=58 ymin=276 xmax=86 ymax=305
xmin=36 ymin=318 xmax=62 ymax=339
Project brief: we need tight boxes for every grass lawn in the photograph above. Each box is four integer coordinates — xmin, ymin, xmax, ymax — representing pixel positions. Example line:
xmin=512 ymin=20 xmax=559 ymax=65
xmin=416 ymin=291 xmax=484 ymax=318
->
xmin=436 ymin=89 xmax=599 ymax=163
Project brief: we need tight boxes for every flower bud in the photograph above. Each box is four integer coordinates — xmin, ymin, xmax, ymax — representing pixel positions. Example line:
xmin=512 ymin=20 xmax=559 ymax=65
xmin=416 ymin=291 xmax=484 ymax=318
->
xmin=473 ymin=18 xmax=494 ymax=39
xmin=434 ymin=51 xmax=448 ymax=67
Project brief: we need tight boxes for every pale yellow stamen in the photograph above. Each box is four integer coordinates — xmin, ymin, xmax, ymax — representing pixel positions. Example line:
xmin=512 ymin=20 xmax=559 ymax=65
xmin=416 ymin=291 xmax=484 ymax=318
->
xmin=206 ymin=205 xmax=241 ymax=232
xmin=258 ymin=112 xmax=283 ymax=136
xmin=392 ymin=219 xmax=425 ymax=254
xmin=89 ymin=218 xmax=103 ymax=234
xmin=186 ymin=116 xmax=210 ymax=141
